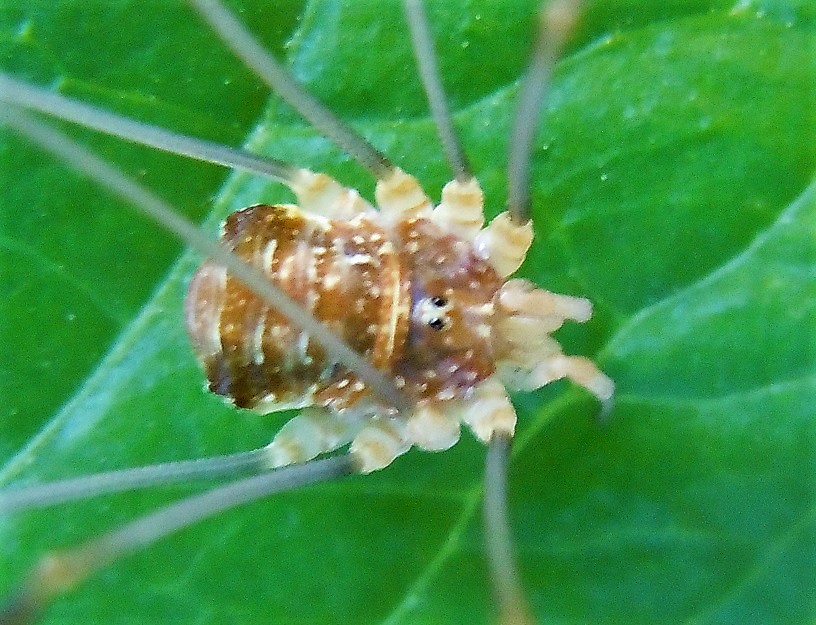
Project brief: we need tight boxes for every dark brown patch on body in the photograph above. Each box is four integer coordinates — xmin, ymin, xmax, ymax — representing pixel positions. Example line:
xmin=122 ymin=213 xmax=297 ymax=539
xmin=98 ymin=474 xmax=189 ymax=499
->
xmin=186 ymin=204 xmax=408 ymax=411
xmin=185 ymin=206 xmax=503 ymax=413
xmin=393 ymin=218 xmax=503 ymax=402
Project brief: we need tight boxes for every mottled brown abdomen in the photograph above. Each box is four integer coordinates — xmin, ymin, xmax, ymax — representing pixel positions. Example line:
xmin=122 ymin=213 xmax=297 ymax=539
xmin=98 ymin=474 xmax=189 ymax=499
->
xmin=185 ymin=204 xmax=409 ymax=412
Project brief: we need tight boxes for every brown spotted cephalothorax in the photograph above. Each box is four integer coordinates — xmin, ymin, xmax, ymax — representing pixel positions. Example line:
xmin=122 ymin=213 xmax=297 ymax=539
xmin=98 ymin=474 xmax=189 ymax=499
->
xmin=185 ymin=169 xmax=614 ymax=473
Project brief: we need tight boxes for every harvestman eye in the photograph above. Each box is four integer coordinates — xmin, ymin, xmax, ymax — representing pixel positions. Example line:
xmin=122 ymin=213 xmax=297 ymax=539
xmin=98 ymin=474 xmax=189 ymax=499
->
xmin=427 ymin=317 xmax=447 ymax=331
xmin=0 ymin=1 xmax=615 ymax=625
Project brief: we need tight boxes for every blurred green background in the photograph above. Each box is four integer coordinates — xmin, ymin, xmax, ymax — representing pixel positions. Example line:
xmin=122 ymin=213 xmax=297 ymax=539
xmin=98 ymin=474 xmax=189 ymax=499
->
xmin=0 ymin=0 xmax=814 ymax=623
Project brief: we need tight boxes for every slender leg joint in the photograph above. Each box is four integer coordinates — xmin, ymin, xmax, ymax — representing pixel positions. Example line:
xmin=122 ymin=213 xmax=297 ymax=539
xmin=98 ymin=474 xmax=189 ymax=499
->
xmin=532 ymin=354 xmax=615 ymax=404
xmin=406 ymin=403 xmax=461 ymax=451
xmin=462 ymin=377 xmax=517 ymax=443
xmin=499 ymin=278 xmax=592 ymax=323
xmin=265 ymin=410 xmax=359 ymax=468
xmin=289 ymin=168 xmax=372 ymax=218
xmin=375 ymin=167 xmax=433 ymax=220
xmin=431 ymin=177 xmax=485 ymax=240
xmin=474 ymin=213 xmax=534 ymax=278
xmin=349 ymin=418 xmax=411 ymax=473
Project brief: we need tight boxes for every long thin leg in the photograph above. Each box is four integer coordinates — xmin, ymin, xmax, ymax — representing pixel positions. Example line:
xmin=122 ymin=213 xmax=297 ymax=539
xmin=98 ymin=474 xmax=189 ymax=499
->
xmin=187 ymin=0 xmax=394 ymax=180
xmin=0 ymin=456 xmax=356 ymax=625
xmin=0 ymin=73 xmax=296 ymax=183
xmin=402 ymin=0 xmax=486 ymax=241
xmin=0 ymin=73 xmax=371 ymax=219
xmin=475 ymin=0 xmax=582 ymax=278
xmin=0 ymin=405 xmax=414 ymax=514
xmin=187 ymin=0 xmax=434 ymax=229
xmin=402 ymin=0 xmax=471 ymax=182
xmin=484 ymin=433 xmax=534 ymax=625
xmin=0 ymin=105 xmax=411 ymax=415
xmin=0 ymin=448 xmax=273 ymax=513
xmin=507 ymin=0 xmax=581 ymax=225
xmin=459 ymin=0 xmax=583 ymax=282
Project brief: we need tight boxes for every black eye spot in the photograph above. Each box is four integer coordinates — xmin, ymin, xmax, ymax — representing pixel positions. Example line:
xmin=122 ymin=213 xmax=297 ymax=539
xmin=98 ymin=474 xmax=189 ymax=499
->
xmin=428 ymin=317 xmax=446 ymax=331
xmin=430 ymin=296 xmax=448 ymax=307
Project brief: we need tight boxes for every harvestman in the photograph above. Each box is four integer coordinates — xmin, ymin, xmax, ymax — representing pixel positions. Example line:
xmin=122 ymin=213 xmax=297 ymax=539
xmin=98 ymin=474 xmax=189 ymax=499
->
xmin=0 ymin=1 xmax=612 ymax=623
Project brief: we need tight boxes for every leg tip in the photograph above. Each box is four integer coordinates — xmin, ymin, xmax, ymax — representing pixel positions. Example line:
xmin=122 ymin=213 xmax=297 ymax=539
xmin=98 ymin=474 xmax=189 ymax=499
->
xmin=596 ymin=395 xmax=615 ymax=424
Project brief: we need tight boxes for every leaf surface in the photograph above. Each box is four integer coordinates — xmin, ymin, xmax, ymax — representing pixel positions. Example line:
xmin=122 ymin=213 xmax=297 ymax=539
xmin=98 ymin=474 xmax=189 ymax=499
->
xmin=0 ymin=1 xmax=814 ymax=624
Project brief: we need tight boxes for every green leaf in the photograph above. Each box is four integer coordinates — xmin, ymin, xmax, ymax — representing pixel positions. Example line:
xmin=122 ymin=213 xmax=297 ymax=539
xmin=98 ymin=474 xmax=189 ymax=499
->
xmin=1 ymin=1 xmax=814 ymax=624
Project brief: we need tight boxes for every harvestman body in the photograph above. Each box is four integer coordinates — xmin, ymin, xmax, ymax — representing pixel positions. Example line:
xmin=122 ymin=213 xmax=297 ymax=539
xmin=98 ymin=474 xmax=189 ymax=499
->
xmin=186 ymin=169 xmax=613 ymax=473
xmin=0 ymin=0 xmax=612 ymax=623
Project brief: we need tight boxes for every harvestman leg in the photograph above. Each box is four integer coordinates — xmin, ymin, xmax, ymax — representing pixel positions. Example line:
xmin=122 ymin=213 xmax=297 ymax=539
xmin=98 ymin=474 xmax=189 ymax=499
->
xmin=0 ymin=2 xmax=421 ymax=613
xmin=0 ymin=106 xmax=375 ymax=625
xmin=189 ymin=0 xmax=439 ymax=475
xmin=401 ymin=1 xmax=532 ymax=625
xmin=404 ymin=3 xmax=603 ymax=625
xmin=0 ymin=2 xmax=609 ymax=625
